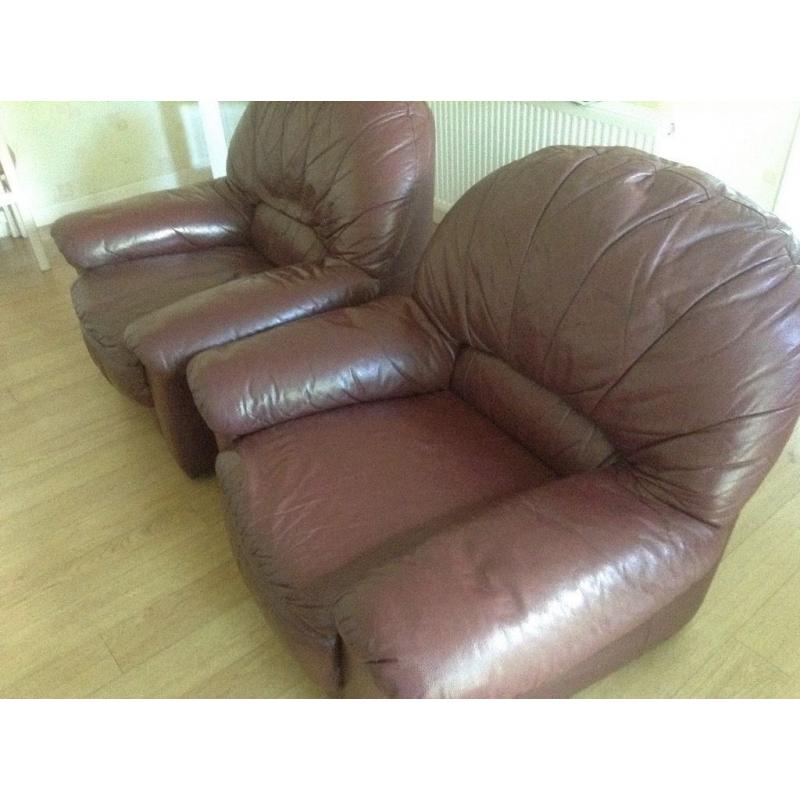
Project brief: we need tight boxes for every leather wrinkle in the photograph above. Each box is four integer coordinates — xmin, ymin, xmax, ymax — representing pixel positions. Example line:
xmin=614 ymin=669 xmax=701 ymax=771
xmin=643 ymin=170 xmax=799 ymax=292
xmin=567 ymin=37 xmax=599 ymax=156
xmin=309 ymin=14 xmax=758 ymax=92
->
xmin=505 ymin=151 xmax=599 ymax=354
xmin=611 ymin=401 xmax=800 ymax=446
xmin=589 ymin=252 xmax=793 ymax=417
xmin=538 ymin=181 xmax=724 ymax=384
xmin=301 ymin=103 xmax=326 ymax=176
xmin=663 ymin=167 xmax=799 ymax=264
xmin=659 ymin=166 xmax=712 ymax=202
xmin=314 ymin=108 xmax=416 ymax=210
xmin=628 ymin=469 xmax=726 ymax=528
xmin=527 ymin=485 xmax=711 ymax=589
xmin=326 ymin=195 xmax=411 ymax=252
xmin=453 ymin=171 xmax=506 ymax=349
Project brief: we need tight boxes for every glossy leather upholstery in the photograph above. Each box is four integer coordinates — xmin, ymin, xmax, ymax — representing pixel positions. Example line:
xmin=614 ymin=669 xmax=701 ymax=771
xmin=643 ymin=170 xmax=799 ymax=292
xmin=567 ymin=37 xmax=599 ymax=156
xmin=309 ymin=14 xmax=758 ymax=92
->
xmin=52 ymin=102 xmax=435 ymax=475
xmin=188 ymin=146 xmax=800 ymax=697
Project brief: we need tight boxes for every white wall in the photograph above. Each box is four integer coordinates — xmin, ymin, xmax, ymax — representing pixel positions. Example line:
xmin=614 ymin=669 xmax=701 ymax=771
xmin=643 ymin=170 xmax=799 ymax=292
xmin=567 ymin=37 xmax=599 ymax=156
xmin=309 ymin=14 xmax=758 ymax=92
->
xmin=0 ymin=101 xmax=213 ymax=234
xmin=220 ymin=102 xmax=248 ymax=142
xmin=657 ymin=101 xmax=800 ymax=212
xmin=0 ymin=101 xmax=256 ymax=238
xmin=774 ymin=117 xmax=800 ymax=236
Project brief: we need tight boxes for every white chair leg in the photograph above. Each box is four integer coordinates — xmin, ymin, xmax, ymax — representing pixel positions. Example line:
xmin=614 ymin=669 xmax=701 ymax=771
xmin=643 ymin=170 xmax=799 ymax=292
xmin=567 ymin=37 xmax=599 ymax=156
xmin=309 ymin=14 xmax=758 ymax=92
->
xmin=1 ymin=204 xmax=16 ymax=237
xmin=20 ymin=211 xmax=50 ymax=272
xmin=4 ymin=199 xmax=23 ymax=237
xmin=9 ymin=201 xmax=25 ymax=238
xmin=0 ymin=137 xmax=50 ymax=271
xmin=11 ymin=205 xmax=25 ymax=239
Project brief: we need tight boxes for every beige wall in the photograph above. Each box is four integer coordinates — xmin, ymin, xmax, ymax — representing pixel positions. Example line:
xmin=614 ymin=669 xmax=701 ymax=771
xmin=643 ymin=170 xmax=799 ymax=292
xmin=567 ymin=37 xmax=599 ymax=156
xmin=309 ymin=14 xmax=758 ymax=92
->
xmin=775 ymin=116 xmax=800 ymax=233
xmin=655 ymin=101 xmax=800 ymax=212
xmin=0 ymin=101 xmax=212 ymax=229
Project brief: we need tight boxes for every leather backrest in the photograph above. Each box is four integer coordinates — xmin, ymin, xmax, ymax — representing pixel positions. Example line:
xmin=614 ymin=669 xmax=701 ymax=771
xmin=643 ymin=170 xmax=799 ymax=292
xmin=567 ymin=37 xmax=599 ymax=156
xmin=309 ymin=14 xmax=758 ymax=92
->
xmin=416 ymin=146 xmax=800 ymax=526
xmin=226 ymin=102 xmax=435 ymax=292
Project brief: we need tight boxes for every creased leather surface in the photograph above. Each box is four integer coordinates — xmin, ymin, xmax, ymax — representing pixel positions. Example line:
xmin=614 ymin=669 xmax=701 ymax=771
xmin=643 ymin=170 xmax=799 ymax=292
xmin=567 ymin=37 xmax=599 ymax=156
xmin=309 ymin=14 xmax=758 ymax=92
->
xmin=215 ymin=145 xmax=800 ymax=697
xmin=128 ymin=258 xmax=379 ymax=475
xmin=52 ymin=178 xmax=253 ymax=271
xmin=71 ymin=246 xmax=267 ymax=404
xmin=217 ymin=391 xmax=555 ymax=687
xmin=54 ymin=101 xmax=435 ymax=474
xmin=188 ymin=295 xmax=455 ymax=439
xmin=415 ymin=146 xmax=800 ymax=529
xmin=125 ymin=259 xmax=378 ymax=373
xmin=333 ymin=467 xmax=721 ymax=698
xmin=227 ymin=101 xmax=434 ymax=292
xmin=340 ymin=569 xmax=716 ymax=698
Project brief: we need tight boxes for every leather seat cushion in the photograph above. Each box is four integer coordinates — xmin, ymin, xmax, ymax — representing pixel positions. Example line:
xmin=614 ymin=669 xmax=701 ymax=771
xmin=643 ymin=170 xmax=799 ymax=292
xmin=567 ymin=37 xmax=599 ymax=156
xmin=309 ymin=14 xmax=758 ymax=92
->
xmin=71 ymin=246 xmax=269 ymax=404
xmin=217 ymin=390 xmax=556 ymax=689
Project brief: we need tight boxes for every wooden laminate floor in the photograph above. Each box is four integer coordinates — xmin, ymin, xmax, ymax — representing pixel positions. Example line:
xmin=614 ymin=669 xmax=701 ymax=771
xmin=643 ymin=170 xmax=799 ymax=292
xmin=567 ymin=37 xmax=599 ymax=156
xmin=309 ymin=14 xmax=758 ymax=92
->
xmin=1 ymin=232 xmax=799 ymax=699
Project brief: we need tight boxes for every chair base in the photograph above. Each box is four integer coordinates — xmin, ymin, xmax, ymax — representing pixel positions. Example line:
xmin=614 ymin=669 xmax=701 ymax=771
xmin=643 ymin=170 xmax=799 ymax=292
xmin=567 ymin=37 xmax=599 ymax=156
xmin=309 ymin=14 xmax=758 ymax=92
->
xmin=148 ymin=367 xmax=218 ymax=477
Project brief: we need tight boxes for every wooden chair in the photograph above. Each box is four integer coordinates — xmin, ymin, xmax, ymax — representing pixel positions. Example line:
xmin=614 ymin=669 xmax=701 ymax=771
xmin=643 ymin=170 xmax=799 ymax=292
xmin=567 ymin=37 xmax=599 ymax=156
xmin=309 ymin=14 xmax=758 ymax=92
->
xmin=0 ymin=126 xmax=50 ymax=271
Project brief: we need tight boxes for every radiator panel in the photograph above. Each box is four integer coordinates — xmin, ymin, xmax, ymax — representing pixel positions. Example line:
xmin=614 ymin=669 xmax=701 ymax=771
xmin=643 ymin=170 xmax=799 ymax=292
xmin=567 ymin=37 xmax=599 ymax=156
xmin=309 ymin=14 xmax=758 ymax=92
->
xmin=430 ymin=101 xmax=669 ymax=215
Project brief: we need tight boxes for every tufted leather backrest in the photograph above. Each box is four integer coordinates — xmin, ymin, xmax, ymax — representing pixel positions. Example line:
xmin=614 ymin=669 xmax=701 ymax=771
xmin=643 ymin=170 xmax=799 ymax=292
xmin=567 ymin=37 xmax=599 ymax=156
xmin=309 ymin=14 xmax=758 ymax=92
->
xmin=226 ymin=102 xmax=434 ymax=293
xmin=416 ymin=146 xmax=800 ymax=527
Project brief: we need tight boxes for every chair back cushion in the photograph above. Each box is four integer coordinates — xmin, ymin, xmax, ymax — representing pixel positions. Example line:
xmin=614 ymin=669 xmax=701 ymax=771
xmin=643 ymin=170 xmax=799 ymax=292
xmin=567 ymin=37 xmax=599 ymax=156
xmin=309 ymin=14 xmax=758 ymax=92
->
xmin=227 ymin=102 xmax=434 ymax=292
xmin=416 ymin=146 xmax=800 ymax=526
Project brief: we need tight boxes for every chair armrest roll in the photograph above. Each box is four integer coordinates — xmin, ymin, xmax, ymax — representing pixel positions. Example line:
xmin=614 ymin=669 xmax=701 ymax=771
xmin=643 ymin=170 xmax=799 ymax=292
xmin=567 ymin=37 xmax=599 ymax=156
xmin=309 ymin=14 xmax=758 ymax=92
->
xmin=125 ymin=259 xmax=379 ymax=373
xmin=187 ymin=295 xmax=456 ymax=440
xmin=51 ymin=178 xmax=252 ymax=270
xmin=334 ymin=467 xmax=722 ymax=698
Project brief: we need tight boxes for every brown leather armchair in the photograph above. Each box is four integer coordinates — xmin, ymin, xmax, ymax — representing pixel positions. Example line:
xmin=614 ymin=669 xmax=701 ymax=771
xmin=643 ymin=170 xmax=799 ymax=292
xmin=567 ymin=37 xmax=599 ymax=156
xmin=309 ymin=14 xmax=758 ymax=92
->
xmin=51 ymin=102 xmax=434 ymax=476
xmin=188 ymin=146 xmax=800 ymax=698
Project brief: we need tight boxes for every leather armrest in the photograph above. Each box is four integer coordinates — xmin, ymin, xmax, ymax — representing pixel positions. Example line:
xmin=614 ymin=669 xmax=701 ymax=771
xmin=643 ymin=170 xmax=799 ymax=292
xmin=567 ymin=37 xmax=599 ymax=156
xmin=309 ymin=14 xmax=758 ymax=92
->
xmin=186 ymin=295 xmax=456 ymax=440
xmin=50 ymin=178 xmax=253 ymax=271
xmin=125 ymin=259 xmax=379 ymax=373
xmin=333 ymin=467 xmax=723 ymax=698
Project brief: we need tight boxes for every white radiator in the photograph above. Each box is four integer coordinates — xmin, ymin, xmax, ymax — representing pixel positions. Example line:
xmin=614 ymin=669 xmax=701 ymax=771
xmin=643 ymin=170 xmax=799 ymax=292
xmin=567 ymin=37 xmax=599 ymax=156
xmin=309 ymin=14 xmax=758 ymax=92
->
xmin=429 ymin=101 xmax=674 ymax=218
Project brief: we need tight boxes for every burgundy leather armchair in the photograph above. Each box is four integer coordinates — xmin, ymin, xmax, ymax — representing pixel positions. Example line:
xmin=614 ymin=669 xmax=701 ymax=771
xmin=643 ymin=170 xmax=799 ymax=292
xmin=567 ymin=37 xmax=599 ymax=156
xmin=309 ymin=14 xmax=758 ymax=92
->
xmin=188 ymin=146 xmax=800 ymax=698
xmin=51 ymin=102 xmax=434 ymax=476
